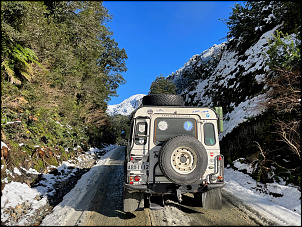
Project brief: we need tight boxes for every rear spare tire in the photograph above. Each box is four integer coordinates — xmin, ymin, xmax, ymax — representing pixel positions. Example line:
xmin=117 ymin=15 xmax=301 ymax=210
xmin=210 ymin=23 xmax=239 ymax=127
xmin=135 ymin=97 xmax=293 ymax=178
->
xmin=142 ymin=94 xmax=184 ymax=106
xmin=158 ymin=135 xmax=208 ymax=185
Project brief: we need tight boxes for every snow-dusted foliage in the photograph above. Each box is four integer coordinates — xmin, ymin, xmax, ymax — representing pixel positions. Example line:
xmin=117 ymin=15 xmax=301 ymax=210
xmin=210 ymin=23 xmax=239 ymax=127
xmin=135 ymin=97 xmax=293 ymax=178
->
xmin=168 ymin=43 xmax=226 ymax=94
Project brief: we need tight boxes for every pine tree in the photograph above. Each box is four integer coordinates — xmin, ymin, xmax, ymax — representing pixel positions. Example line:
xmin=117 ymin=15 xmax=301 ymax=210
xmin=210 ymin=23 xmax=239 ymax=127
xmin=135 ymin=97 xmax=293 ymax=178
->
xmin=149 ymin=75 xmax=176 ymax=95
xmin=221 ymin=1 xmax=301 ymax=51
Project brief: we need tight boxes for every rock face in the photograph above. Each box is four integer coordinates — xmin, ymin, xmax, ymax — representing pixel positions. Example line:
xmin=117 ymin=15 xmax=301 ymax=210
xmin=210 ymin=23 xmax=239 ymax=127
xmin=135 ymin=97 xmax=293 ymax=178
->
xmin=106 ymin=94 xmax=146 ymax=116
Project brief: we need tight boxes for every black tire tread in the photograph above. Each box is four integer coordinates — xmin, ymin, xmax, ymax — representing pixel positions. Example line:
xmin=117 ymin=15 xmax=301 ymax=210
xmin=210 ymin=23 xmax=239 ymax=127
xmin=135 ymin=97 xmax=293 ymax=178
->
xmin=142 ymin=94 xmax=184 ymax=106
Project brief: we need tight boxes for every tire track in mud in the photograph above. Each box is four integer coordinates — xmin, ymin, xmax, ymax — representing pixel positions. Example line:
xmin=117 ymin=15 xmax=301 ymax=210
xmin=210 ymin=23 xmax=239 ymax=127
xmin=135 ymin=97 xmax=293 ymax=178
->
xmin=149 ymin=204 xmax=192 ymax=226
xmin=148 ymin=193 xmax=261 ymax=226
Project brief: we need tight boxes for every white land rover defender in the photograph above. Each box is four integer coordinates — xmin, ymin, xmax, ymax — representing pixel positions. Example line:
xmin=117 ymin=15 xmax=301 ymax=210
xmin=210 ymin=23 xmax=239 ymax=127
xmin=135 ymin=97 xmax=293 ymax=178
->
xmin=123 ymin=94 xmax=225 ymax=212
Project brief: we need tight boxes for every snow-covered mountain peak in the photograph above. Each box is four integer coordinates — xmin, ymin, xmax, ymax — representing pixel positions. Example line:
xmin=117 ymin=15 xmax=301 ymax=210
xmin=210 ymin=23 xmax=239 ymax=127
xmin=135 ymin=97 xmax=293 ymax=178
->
xmin=107 ymin=94 xmax=146 ymax=116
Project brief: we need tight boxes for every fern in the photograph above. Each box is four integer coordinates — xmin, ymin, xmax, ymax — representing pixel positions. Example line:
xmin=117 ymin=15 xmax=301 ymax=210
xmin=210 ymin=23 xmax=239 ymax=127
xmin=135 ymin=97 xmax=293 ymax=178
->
xmin=2 ymin=44 xmax=42 ymax=84
xmin=1 ymin=59 xmax=21 ymax=85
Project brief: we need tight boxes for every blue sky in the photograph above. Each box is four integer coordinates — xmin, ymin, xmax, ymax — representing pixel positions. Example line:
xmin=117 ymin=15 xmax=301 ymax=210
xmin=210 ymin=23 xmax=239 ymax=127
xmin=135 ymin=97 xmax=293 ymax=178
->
xmin=103 ymin=1 xmax=240 ymax=105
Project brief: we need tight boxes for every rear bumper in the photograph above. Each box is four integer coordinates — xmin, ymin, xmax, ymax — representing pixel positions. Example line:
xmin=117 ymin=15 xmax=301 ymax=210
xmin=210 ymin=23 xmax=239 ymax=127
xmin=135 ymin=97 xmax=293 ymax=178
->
xmin=124 ymin=183 xmax=147 ymax=191
xmin=124 ymin=182 xmax=225 ymax=193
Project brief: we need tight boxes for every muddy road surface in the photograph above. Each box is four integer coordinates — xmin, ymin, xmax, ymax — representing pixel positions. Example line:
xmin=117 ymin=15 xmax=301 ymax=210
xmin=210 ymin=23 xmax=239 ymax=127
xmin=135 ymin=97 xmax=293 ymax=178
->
xmin=49 ymin=146 xmax=269 ymax=226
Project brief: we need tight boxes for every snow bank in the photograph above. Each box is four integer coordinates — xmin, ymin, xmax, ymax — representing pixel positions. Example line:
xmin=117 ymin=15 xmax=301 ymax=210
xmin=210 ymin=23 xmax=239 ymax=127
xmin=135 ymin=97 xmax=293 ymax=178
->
xmin=224 ymin=166 xmax=301 ymax=226
xmin=1 ymin=182 xmax=48 ymax=225
xmin=40 ymin=145 xmax=117 ymax=226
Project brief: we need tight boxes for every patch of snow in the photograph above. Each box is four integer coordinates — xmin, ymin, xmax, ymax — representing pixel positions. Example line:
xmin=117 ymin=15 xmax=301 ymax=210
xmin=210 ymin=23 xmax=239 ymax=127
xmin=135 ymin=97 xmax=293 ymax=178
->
xmin=13 ymin=167 xmax=22 ymax=175
xmin=1 ymin=141 xmax=9 ymax=149
xmin=5 ymin=121 xmax=22 ymax=124
xmin=20 ymin=166 xmax=40 ymax=175
xmin=1 ymin=182 xmax=48 ymax=225
xmin=219 ymin=93 xmax=268 ymax=139
xmin=233 ymin=158 xmax=254 ymax=174
xmin=224 ymin=166 xmax=301 ymax=226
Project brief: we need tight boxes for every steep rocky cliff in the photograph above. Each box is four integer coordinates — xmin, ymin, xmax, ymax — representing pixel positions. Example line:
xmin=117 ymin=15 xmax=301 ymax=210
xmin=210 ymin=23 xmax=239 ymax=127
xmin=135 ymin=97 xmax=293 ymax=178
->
xmin=167 ymin=25 xmax=283 ymax=138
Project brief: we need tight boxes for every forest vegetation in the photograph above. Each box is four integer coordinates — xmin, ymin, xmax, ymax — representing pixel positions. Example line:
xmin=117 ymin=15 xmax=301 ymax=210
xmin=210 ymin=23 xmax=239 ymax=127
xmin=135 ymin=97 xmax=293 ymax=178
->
xmin=1 ymin=1 xmax=127 ymax=178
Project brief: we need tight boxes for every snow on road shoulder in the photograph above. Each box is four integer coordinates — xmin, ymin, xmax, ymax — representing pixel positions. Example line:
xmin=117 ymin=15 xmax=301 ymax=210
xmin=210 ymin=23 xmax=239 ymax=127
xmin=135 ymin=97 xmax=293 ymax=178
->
xmin=1 ymin=182 xmax=48 ymax=225
xmin=40 ymin=145 xmax=118 ymax=226
xmin=223 ymin=167 xmax=301 ymax=226
xmin=1 ymin=144 xmax=118 ymax=226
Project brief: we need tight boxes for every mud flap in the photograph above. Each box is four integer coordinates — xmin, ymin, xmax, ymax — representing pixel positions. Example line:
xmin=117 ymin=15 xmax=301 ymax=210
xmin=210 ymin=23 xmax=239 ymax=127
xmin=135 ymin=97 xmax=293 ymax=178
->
xmin=149 ymin=194 xmax=165 ymax=210
xmin=123 ymin=190 xmax=144 ymax=212
xmin=202 ymin=188 xmax=222 ymax=209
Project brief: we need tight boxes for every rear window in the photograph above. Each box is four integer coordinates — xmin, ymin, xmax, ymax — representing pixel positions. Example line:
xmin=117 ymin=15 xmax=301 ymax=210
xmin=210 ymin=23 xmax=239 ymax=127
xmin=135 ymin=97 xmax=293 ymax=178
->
xmin=204 ymin=123 xmax=216 ymax=146
xmin=154 ymin=118 xmax=197 ymax=144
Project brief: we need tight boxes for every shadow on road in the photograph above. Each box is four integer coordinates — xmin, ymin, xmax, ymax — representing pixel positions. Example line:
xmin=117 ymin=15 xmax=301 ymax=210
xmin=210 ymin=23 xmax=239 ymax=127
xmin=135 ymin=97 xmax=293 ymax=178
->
xmin=163 ymin=194 xmax=204 ymax=214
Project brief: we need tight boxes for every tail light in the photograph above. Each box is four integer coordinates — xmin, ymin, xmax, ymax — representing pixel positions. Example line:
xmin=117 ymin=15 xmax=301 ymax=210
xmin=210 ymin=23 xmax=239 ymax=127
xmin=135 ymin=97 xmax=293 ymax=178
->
xmin=129 ymin=175 xmax=140 ymax=183
xmin=134 ymin=175 xmax=140 ymax=181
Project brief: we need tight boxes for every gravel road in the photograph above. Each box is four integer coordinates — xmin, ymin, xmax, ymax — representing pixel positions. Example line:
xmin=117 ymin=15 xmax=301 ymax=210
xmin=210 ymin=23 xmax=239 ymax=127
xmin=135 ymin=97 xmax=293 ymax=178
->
xmin=44 ymin=146 xmax=270 ymax=226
